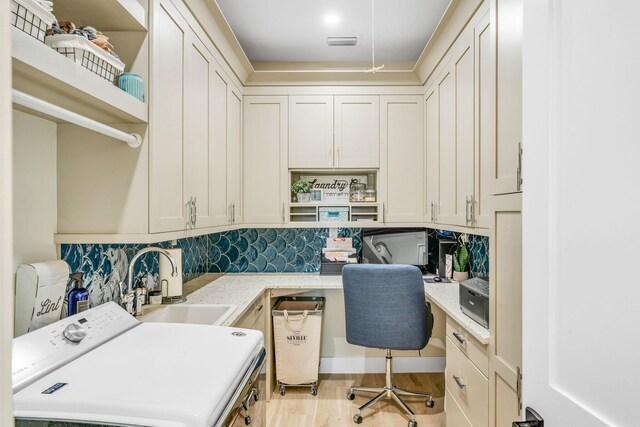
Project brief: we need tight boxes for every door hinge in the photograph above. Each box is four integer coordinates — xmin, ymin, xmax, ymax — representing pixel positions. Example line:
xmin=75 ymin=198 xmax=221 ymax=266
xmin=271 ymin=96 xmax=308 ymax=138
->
xmin=517 ymin=142 xmax=523 ymax=191
xmin=517 ymin=366 xmax=523 ymax=415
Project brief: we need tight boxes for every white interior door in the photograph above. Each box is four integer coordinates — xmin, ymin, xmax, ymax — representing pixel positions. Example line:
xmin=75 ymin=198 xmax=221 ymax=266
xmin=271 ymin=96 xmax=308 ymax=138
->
xmin=522 ymin=1 xmax=640 ymax=425
xmin=0 ymin=0 xmax=13 ymax=421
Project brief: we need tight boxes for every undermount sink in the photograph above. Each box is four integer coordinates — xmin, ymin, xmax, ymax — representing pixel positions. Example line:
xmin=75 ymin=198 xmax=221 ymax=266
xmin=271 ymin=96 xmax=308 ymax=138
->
xmin=141 ymin=304 xmax=237 ymax=326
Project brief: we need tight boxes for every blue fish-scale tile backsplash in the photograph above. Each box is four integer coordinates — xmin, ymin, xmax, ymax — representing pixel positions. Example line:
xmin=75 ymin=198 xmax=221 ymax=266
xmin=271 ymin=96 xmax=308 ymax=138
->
xmin=61 ymin=227 xmax=485 ymax=309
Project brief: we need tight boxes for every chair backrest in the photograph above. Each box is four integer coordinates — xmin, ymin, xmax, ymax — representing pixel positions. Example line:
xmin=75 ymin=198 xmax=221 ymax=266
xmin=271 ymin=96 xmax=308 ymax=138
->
xmin=342 ymin=264 xmax=433 ymax=351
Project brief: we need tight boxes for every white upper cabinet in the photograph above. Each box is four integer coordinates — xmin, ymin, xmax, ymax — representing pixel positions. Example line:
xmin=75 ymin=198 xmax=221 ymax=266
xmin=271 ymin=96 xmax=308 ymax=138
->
xmin=149 ymin=0 xmax=188 ymax=233
xmin=381 ymin=95 xmax=424 ymax=223
xmin=334 ymin=96 xmax=380 ymax=168
xmin=150 ymin=0 xmax=231 ymax=233
xmin=243 ymin=96 xmax=288 ymax=224
xmin=492 ymin=0 xmax=522 ymax=194
xmin=227 ymin=86 xmax=243 ymax=225
xmin=288 ymin=96 xmax=334 ymax=168
xmin=289 ymin=95 xmax=380 ymax=169
xmin=437 ymin=59 xmax=458 ymax=227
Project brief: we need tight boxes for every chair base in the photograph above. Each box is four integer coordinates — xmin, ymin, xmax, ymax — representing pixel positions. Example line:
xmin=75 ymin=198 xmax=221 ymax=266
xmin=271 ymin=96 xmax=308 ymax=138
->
xmin=347 ymin=350 xmax=434 ymax=426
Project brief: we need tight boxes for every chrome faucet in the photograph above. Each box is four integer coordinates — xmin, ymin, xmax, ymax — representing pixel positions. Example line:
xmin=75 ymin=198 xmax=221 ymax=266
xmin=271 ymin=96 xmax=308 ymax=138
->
xmin=119 ymin=247 xmax=179 ymax=315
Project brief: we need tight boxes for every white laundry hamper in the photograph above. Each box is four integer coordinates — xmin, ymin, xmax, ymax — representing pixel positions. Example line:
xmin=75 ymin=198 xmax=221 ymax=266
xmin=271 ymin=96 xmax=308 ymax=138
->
xmin=272 ymin=296 xmax=325 ymax=396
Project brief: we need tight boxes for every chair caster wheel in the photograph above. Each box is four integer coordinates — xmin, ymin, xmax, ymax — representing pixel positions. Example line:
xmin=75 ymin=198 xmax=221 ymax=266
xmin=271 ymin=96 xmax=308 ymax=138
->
xmin=347 ymin=391 xmax=356 ymax=400
xmin=353 ymin=414 xmax=363 ymax=424
xmin=254 ymin=393 xmax=259 ymax=402
xmin=408 ymin=420 xmax=417 ymax=427
xmin=311 ymin=386 xmax=318 ymax=396
xmin=425 ymin=398 xmax=435 ymax=408
xmin=279 ymin=386 xmax=286 ymax=396
xmin=244 ymin=415 xmax=251 ymax=425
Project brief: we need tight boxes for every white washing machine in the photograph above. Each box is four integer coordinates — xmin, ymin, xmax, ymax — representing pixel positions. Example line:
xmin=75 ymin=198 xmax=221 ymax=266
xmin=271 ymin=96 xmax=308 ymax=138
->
xmin=12 ymin=302 xmax=266 ymax=427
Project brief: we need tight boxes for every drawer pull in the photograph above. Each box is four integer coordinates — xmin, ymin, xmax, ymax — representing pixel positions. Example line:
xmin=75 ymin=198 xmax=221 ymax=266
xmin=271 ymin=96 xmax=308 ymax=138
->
xmin=452 ymin=332 xmax=466 ymax=344
xmin=453 ymin=375 xmax=466 ymax=389
xmin=255 ymin=304 xmax=264 ymax=314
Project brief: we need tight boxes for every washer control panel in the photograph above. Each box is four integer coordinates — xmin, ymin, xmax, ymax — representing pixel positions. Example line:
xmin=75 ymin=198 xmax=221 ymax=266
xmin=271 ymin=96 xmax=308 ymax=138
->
xmin=12 ymin=302 xmax=139 ymax=392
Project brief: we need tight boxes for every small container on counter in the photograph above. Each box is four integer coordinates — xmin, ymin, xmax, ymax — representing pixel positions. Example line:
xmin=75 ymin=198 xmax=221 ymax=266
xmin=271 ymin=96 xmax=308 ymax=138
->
xmin=148 ymin=291 xmax=162 ymax=305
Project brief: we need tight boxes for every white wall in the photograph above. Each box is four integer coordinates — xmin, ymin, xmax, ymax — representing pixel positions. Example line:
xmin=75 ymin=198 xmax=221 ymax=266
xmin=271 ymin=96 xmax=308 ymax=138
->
xmin=12 ymin=110 xmax=58 ymax=271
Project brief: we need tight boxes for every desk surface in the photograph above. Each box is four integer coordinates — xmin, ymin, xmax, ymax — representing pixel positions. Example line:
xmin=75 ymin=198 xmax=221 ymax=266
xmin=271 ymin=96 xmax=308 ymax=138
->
xmin=180 ymin=273 xmax=490 ymax=344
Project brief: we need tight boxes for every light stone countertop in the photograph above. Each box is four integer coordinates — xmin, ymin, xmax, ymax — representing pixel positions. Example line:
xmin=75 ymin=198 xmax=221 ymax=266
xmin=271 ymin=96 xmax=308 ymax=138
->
xmin=424 ymin=282 xmax=490 ymax=344
xmin=178 ymin=273 xmax=490 ymax=344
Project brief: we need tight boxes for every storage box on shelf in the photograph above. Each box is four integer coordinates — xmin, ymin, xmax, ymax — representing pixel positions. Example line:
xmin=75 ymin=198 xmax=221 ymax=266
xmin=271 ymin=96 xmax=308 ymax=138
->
xmin=10 ymin=0 xmax=55 ymax=43
xmin=45 ymin=34 xmax=125 ymax=84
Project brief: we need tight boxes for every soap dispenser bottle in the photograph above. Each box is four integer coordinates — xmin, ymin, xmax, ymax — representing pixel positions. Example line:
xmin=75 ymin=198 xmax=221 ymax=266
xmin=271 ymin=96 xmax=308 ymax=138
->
xmin=67 ymin=272 xmax=90 ymax=316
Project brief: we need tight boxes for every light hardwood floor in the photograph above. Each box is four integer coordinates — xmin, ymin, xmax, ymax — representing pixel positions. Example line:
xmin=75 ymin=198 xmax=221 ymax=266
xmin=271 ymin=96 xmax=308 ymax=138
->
xmin=266 ymin=373 xmax=446 ymax=427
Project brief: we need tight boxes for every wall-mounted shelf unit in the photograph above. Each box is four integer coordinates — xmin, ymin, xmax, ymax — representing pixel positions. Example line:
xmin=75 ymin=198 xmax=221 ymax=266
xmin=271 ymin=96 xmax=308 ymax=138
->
xmin=11 ymin=27 xmax=147 ymax=123
xmin=52 ymin=0 xmax=147 ymax=31
xmin=289 ymin=203 xmax=381 ymax=223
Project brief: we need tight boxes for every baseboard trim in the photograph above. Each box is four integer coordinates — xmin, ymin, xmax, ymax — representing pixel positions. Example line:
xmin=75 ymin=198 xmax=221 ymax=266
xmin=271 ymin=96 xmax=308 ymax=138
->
xmin=319 ymin=356 xmax=446 ymax=374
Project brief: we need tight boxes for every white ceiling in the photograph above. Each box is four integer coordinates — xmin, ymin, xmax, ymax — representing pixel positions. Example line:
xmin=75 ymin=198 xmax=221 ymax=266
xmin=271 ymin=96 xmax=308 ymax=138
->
xmin=216 ymin=0 xmax=451 ymax=64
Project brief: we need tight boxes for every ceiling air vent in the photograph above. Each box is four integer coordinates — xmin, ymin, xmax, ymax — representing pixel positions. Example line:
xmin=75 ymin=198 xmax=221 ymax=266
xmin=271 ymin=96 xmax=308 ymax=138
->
xmin=326 ymin=37 xmax=358 ymax=47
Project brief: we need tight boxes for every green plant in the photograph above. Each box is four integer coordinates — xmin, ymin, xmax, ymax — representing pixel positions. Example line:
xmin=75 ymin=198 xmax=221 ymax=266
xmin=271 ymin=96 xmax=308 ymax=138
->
xmin=291 ymin=180 xmax=313 ymax=194
xmin=453 ymin=243 xmax=469 ymax=272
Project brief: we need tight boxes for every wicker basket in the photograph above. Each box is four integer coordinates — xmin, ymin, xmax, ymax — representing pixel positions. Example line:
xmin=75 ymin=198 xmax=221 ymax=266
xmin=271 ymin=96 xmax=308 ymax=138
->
xmin=10 ymin=0 xmax=56 ymax=43
xmin=45 ymin=34 xmax=125 ymax=84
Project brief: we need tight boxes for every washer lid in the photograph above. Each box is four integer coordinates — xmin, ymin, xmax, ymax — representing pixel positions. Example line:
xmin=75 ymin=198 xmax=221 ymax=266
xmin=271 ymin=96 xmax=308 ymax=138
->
xmin=14 ymin=323 xmax=264 ymax=427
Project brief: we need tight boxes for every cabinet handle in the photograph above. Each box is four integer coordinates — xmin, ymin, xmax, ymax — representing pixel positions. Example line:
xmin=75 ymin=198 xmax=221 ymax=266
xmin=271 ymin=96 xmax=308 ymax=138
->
xmin=186 ymin=197 xmax=193 ymax=229
xmin=453 ymin=375 xmax=466 ymax=389
xmin=192 ymin=197 xmax=197 ymax=227
xmin=430 ymin=202 xmax=434 ymax=222
xmin=336 ymin=146 xmax=341 ymax=167
xmin=452 ymin=332 xmax=466 ymax=344
xmin=232 ymin=202 xmax=236 ymax=224
xmin=465 ymin=196 xmax=470 ymax=225
xmin=255 ymin=304 xmax=264 ymax=314
xmin=228 ymin=203 xmax=233 ymax=224
xmin=282 ymin=203 xmax=285 ymax=222
xmin=434 ymin=203 xmax=439 ymax=223
xmin=470 ymin=196 xmax=475 ymax=226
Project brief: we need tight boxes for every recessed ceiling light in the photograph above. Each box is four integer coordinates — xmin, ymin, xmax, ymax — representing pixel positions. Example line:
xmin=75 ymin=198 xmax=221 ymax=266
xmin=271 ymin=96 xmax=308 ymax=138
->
xmin=324 ymin=14 xmax=340 ymax=26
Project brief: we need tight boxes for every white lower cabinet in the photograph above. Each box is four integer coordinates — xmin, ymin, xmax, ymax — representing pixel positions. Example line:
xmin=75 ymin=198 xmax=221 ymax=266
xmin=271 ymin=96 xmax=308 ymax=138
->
xmin=381 ymin=95 xmax=424 ymax=223
xmin=489 ymin=193 xmax=522 ymax=426
xmin=446 ymin=318 xmax=489 ymax=427
xmin=243 ymin=96 xmax=287 ymax=225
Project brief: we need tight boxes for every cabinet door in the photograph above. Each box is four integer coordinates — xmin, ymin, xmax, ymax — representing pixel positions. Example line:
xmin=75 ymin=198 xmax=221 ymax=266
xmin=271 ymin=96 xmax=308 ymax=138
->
xmin=492 ymin=0 xmax=523 ymax=194
xmin=288 ymin=96 xmax=334 ymax=168
xmin=381 ymin=95 xmax=424 ymax=223
xmin=489 ymin=193 xmax=522 ymax=426
xmin=334 ymin=96 xmax=379 ymax=168
xmin=227 ymin=86 xmax=242 ymax=225
xmin=455 ymin=34 xmax=476 ymax=228
xmin=243 ymin=96 xmax=287 ymax=224
xmin=183 ymin=32 xmax=227 ymax=229
xmin=437 ymin=61 xmax=458 ymax=226
xmin=149 ymin=0 xmax=188 ymax=233
xmin=438 ymin=32 xmax=476 ymax=228
xmin=425 ymin=85 xmax=439 ymax=224
xmin=474 ymin=12 xmax=492 ymax=229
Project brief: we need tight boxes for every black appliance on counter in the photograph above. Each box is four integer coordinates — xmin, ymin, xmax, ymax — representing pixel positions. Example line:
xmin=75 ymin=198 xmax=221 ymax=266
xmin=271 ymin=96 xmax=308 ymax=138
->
xmin=459 ymin=277 xmax=490 ymax=328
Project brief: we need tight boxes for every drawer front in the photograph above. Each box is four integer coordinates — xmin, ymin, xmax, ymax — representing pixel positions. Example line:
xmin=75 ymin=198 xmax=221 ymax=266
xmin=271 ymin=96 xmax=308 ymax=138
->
xmin=446 ymin=337 xmax=489 ymax=427
xmin=446 ymin=316 xmax=489 ymax=377
xmin=445 ymin=388 xmax=473 ymax=427
xmin=234 ymin=295 xmax=266 ymax=329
